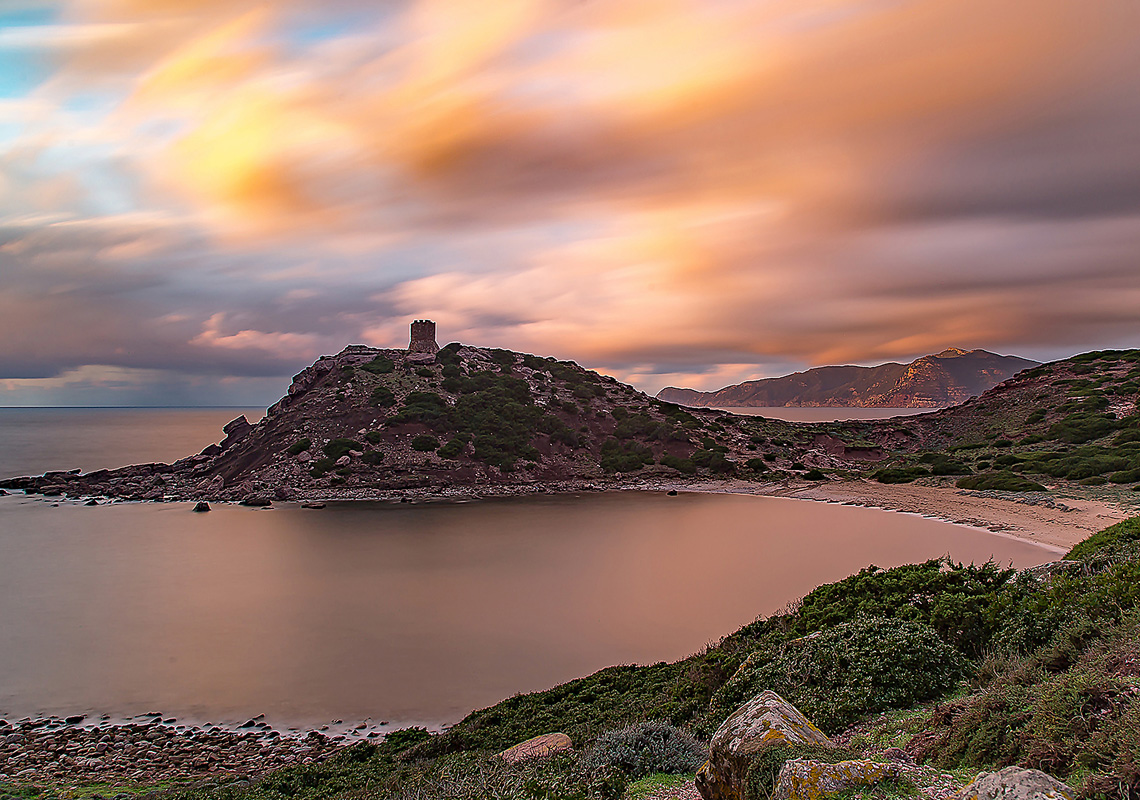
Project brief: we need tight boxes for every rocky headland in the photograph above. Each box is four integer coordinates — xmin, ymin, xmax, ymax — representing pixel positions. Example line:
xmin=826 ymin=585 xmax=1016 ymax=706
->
xmin=1 ymin=340 xmax=1137 ymax=521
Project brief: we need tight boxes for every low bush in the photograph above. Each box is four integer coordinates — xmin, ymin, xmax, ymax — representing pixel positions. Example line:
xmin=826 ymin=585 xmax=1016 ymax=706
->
xmin=744 ymin=616 xmax=966 ymax=731
xmin=286 ymin=438 xmax=311 ymax=455
xmin=803 ymin=469 xmax=826 ymax=480
xmin=415 ymin=367 xmax=435 ymax=378
xmin=437 ymin=438 xmax=466 ymax=459
xmin=362 ymin=451 xmax=383 ymax=466
xmin=323 ymin=438 xmax=362 ymax=460
xmin=745 ymin=458 xmax=768 ymax=472
xmin=365 ymin=430 xmax=384 ymax=444
xmin=309 ymin=457 xmax=335 ymax=478
xmin=600 ymin=439 xmax=654 ymax=473
xmin=360 ymin=356 xmax=394 ymax=374
xmin=370 ymin=386 xmax=396 ymax=407
xmin=660 ymin=454 xmax=696 ymax=474
xmin=582 ymin=721 xmax=706 ymax=781
xmin=411 ymin=434 xmax=440 ymax=452
xmin=872 ymin=466 xmax=930 ymax=484
xmin=956 ymin=472 xmax=1046 ymax=492
xmin=1066 ymin=517 xmax=1140 ymax=561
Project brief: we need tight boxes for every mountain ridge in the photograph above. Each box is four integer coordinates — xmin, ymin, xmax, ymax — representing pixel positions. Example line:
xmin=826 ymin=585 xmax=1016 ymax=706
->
xmin=657 ymin=348 xmax=1038 ymax=408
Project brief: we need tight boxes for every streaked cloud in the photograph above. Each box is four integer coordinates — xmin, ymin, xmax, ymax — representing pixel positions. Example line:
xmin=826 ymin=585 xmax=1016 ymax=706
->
xmin=1 ymin=0 xmax=1139 ymax=404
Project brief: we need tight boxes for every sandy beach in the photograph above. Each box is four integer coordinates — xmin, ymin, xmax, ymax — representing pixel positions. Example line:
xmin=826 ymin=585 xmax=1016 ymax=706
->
xmin=642 ymin=478 xmax=1138 ymax=552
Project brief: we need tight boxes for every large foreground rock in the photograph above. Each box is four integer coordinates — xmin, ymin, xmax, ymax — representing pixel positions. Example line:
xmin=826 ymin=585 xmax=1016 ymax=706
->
xmin=696 ymin=691 xmax=834 ymax=800
xmin=497 ymin=732 xmax=573 ymax=763
xmin=956 ymin=767 xmax=1075 ymax=800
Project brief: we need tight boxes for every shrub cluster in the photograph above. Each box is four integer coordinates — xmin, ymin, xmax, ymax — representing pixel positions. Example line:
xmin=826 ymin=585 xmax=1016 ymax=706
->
xmin=582 ymin=721 xmax=706 ymax=781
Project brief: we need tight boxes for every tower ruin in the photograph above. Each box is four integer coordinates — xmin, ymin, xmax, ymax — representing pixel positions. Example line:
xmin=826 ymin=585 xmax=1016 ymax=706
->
xmin=408 ymin=319 xmax=439 ymax=354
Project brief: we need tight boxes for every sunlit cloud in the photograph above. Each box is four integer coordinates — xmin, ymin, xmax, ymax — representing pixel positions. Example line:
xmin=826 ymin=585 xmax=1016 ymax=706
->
xmin=1 ymin=0 xmax=1139 ymax=404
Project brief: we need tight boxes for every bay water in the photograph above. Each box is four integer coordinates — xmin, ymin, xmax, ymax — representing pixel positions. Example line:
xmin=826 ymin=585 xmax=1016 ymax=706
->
xmin=0 ymin=409 xmax=1055 ymax=729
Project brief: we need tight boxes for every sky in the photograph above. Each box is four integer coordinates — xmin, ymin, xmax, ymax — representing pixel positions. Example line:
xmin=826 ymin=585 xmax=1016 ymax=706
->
xmin=1 ymin=0 xmax=1139 ymax=406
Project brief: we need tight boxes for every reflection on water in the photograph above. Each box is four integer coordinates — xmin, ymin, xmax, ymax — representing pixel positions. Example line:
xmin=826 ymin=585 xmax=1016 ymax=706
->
xmin=0 ymin=492 xmax=1054 ymax=727
xmin=712 ymin=407 xmax=941 ymax=422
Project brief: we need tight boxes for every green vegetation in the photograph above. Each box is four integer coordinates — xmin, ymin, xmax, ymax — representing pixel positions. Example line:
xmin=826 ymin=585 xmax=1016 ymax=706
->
xmin=411 ymin=434 xmax=439 ymax=452
xmin=722 ymin=616 xmax=966 ymax=731
xmin=599 ymin=439 xmax=654 ymax=473
xmin=287 ymin=438 xmax=311 ymax=455
xmin=437 ymin=437 xmax=467 ymax=459
xmin=872 ymin=466 xmax=930 ymax=484
xmin=660 ymin=454 xmax=696 ymax=474
xmin=956 ymin=472 xmax=1046 ymax=492
xmin=581 ymin=721 xmax=705 ymax=781
xmin=322 ymin=439 xmax=362 ymax=460
xmin=360 ymin=356 xmax=394 ymax=375
xmin=369 ymin=386 xmax=395 ymax=408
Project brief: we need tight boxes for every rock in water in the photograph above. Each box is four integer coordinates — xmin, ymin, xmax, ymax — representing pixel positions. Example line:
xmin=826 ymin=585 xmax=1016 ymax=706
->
xmin=696 ymin=691 xmax=834 ymax=800
xmin=193 ymin=501 xmax=210 ymax=512
xmin=497 ymin=732 xmax=573 ymax=763
xmin=956 ymin=767 xmax=1076 ymax=800
xmin=239 ymin=495 xmax=271 ymax=507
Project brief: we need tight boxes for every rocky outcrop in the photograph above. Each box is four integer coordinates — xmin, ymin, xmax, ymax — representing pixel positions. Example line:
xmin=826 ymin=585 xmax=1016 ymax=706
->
xmin=219 ymin=416 xmax=252 ymax=450
xmin=658 ymin=349 xmax=1037 ymax=408
xmin=696 ymin=691 xmax=833 ymax=800
xmin=956 ymin=767 xmax=1076 ymax=800
xmin=497 ymin=732 xmax=573 ymax=763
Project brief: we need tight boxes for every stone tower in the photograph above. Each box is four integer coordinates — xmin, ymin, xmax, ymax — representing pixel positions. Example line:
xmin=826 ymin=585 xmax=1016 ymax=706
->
xmin=408 ymin=319 xmax=439 ymax=354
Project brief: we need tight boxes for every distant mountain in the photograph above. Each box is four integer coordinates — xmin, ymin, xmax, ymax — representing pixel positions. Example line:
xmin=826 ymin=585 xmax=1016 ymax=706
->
xmin=656 ymin=349 xmax=1039 ymax=408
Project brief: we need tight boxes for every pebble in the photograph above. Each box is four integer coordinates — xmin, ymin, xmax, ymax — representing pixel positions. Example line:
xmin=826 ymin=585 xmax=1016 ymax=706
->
xmin=0 ymin=717 xmax=343 ymax=791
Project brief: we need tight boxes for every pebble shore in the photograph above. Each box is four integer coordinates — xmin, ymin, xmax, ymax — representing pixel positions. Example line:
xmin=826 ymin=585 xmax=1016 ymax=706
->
xmin=0 ymin=714 xmax=398 ymax=792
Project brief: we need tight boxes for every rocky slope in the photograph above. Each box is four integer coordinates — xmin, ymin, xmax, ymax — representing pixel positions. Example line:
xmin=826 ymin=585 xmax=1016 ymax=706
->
xmin=657 ymin=349 xmax=1037 ymax=408
xmin=1 ymin=345 xmax=1137 ymax=502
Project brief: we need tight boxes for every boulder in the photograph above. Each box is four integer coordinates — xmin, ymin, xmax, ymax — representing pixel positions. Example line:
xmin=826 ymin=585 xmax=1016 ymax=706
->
xmin=497 ymin=732 xmax=573 ymax=764
xmin=956 ymin=767 xmax=1075 ymax=800
xmin=239 ymin=495 xmax=272 ymax=507
xmin=696 ymin=691 xmax=833 ymax=800
xmin=219 ymin=416 xmax=252 ymax=450
xmin=193 ymin=502 xmax=211 ymax=513
xmin=773 ymin=759 xmax=910 ymax=800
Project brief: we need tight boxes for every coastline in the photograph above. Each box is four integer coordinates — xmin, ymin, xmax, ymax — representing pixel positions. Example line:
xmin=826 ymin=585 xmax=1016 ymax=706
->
xmin=648 ymin=478 xmax=1135 ymax=552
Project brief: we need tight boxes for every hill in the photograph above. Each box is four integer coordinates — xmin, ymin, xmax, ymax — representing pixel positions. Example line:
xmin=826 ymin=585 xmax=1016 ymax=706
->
xmin=656 ymin=349 xmax=1038 ymax=408
xmin=1 ymin=342 xmax=1138 ymax=502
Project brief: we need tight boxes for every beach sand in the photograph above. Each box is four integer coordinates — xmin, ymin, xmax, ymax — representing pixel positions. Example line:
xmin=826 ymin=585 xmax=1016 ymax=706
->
xmin=650 ymin=478 xmax=1137 ymax=552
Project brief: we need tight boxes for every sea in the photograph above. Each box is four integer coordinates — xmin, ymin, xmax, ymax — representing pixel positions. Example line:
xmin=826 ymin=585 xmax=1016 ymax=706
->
xmin=0 ymin=407 xmax=1054 ymax=731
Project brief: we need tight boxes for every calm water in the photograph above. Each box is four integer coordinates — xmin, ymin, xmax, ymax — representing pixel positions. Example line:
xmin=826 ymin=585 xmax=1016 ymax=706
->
xmin=713 ymin=407 xmax=939 ymax=422
xmin=0 ymin=409 xmax=1055 ymax=729
xmin=0 ymin=408 xmax=265 ymax=478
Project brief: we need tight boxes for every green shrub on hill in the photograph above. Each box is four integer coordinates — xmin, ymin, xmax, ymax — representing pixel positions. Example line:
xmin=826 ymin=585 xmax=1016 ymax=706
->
xmin=956 ymin=472 xmax=1046 ymax=492
xmin=789 ymin=558 xmax=1015 ymax=655
xmin=872 ymin=466 xmax=930 ymax=484
xmin=600 ymin=439 xmax=654 ymax=473
xmin=322 ymin=438 xmax=362 ymax=460
xmin=740 ymin=616 xmax=966 ymax=732
xmin=411 ymin=434 xmax=439 ymax=452
xmin=1066 ymin=517 xmax=1140 ymax=561
xmin=370 ymin=386 xmax=396 ymax=407
xmin=582 ymin=721 xmax=706 ymax=781
xmin=660 ymin=454 xmax=696 ymax=474
xmin=286 ymin=438 xmax=311 ymax=455
xmin=360 ymin=355 xmax=394 ymax=374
